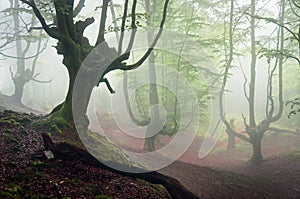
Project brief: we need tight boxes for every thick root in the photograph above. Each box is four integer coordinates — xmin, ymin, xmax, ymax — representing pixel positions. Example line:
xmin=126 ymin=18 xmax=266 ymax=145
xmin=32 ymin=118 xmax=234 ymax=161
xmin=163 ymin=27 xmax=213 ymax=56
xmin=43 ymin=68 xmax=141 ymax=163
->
xmin=35 ymin=112 xmax=73 ymax=134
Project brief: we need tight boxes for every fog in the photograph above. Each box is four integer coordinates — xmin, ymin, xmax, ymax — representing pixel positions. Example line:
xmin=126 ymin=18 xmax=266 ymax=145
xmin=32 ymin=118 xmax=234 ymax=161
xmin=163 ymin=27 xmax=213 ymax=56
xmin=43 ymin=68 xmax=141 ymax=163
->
xmin=0 ymin=0 xmax=299 ymax=157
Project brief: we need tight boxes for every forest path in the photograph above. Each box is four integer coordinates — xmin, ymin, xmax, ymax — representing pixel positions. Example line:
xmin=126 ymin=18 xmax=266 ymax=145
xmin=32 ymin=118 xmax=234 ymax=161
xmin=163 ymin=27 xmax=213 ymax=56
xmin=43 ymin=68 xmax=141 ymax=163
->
xmin=157 ymin=133 xmax=300 ymax=199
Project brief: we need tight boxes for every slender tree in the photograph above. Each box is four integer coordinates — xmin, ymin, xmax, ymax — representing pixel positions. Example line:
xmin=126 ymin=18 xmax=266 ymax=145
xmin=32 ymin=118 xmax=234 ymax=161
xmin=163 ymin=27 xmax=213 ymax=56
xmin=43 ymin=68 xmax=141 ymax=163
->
xmin=219 ymin=0 xmax=286 ymax=163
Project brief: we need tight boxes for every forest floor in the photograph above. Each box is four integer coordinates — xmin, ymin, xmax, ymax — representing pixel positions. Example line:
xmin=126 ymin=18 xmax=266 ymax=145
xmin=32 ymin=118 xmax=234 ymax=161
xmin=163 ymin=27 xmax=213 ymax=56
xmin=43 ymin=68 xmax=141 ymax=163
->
xmin=1 ymin=109 xmax=300 ymax=198
xmin=105 ymin=122 xmax=300 ymax=199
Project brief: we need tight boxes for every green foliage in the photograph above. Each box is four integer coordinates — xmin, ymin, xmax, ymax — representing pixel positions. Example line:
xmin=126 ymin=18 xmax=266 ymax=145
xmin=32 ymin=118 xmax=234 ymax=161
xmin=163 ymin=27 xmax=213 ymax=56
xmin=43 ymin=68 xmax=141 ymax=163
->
xmin=285 ymin=98 xmax=300 ymax=118
xmin=35 ymin=0 xmax=54 ymax=14
xmin=107 ymin=13 xmax=148 ymax=33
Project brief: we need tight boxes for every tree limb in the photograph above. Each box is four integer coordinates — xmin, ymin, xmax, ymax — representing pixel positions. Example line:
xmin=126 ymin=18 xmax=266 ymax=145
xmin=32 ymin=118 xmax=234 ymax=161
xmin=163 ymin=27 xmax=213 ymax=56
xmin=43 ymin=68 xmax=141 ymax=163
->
xmin=268 ymin=127 xmax=299 ymax=135
xmin=118 ymin=0 xmax=129 ymax=54
xmin=98 ymin=78 xmax=115 ymax=94
xmin=20 ymin=0 xmax=61 ymax=39
xmin=286 ymin=54 xmax=300 ymax=65
xmin=73 ymin=0 xmax=85 ymax=17
xmin=30 ymin=76 xmax=53 ymax=83
xmin=125 ymin=0 xmax=137 ymax=53
xmin=96 ymin=0 xmax=110 ymax=45
xmin=247 ymin=13 xmax=299 ymax=43
xmin=119 ymin=0 xmax=170 ymax=70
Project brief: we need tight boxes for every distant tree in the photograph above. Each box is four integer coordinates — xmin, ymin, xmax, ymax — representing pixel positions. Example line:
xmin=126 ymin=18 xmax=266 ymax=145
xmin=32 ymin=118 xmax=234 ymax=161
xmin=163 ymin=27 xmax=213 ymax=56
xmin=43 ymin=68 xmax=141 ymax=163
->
xmin=0 ymin=0 xmax=49 ymax=106
xmin=219 ymin=0 xmax=286 ymax=163
xmin=123 ymin=0 xmax=216 ymax=151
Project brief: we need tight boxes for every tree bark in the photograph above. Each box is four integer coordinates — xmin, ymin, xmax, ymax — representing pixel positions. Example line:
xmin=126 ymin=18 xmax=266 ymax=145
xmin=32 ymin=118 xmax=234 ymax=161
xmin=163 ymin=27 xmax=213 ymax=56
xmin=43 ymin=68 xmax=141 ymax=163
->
xmin=249 ymin=134 xmax=263 ymax=163
xmin=226 ymin=129 xmax=236 ymax=151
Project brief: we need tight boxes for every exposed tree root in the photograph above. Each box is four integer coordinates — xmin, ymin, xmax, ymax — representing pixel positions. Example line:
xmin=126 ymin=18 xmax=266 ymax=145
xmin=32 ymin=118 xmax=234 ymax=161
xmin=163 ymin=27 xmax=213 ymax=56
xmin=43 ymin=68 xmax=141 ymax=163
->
xmin=35 ymin=112 xmax=73 ymax=134
xmin=41 ymin=133 xmax=200 ymax=199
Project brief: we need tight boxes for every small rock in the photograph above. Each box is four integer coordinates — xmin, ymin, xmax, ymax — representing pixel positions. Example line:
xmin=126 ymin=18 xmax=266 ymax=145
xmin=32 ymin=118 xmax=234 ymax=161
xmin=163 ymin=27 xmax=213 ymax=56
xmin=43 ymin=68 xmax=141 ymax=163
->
xmin=44 ymin=150 xmax=55 ymax=160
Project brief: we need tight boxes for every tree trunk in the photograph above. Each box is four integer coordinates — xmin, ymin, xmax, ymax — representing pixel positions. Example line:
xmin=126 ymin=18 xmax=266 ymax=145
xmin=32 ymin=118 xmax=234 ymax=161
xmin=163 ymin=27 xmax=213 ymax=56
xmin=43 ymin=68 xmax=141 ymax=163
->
xmin=55 ymin=58 xmax=79 ymax=121
xmin=144 ymin=134 xmax=157 ymax=152
xmin=11 ymin=0 xmax=27 ymax=105
xmin=143 ymin=0 xmax=160 ymax=152
xmin=226 ymin=129 xmax=235 ymax=151
xmin=11 ymin=77 xmax=26 ymax=104
xmin=249 ymin=134 xmax=263 ymax=163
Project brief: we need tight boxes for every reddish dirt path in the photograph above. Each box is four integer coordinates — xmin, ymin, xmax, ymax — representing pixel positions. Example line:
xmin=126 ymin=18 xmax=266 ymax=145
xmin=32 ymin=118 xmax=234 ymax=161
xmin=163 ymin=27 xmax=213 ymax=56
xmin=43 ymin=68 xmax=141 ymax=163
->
xmin=102 ymin=127 xmax=300 ymax=198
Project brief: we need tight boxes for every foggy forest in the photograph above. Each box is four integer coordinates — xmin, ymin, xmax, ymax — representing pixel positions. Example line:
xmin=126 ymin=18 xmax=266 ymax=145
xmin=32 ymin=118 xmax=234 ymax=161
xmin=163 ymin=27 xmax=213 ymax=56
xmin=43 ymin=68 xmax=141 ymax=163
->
xmin=0 ymin=0 xmax=299 ymax=198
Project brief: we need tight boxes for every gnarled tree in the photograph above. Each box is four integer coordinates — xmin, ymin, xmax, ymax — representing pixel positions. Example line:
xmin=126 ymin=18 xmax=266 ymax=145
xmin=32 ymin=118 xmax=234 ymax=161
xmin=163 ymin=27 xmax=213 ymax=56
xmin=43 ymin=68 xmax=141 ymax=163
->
xmin=20 ymin=0 xmax=169 ymax=127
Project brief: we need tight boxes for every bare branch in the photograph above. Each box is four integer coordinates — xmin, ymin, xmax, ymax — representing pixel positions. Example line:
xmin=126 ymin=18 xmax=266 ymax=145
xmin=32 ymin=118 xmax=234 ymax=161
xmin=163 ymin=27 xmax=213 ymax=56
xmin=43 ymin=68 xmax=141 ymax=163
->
xmin=118 ymin=0 xmax=129 ymax=54
xmin=119 ymin=0 xmax=170 ymax=70
xmin=268 ymin=127 xmax=299 ymax=135
xmin=96 ymin=0 xmax=110 ymax=45
xmin=270 ymin=0 xmax=285 ymax=122
xmin=73 ymin=0 xmax=85 ymax=17
xmin=9 ymin=66 xmax=14 ymax=78
xmin=110 ymin=0 xmax=119 ymax=42
xmin=31 ymin=31 xmax=48 ymax=75
xmin=239 ymin=57 xmax=249 ymax=101
xmin=20 ymin=0 xmax=61 ymax=39
xmin=98 ymin=78 xmax=115 ymax=94
xmin=286 ymin=54 xmax=300 ymax=65
xmin=30 ymin=76 xmax=53 ymax=83
xmin=247 ymin=13 xmax=300 ymax=43
xmin=0 ymin=41 xmax=47 ymax=59
xmin=231 ymin=130 xmax=251 ymax=142
xmin=29 ymin=26 xmax=52 ymax=32
xmin=125 ymin=0 xmax=137 ymax=53
xmin=242 ymin=114 xmax=248 ymax=128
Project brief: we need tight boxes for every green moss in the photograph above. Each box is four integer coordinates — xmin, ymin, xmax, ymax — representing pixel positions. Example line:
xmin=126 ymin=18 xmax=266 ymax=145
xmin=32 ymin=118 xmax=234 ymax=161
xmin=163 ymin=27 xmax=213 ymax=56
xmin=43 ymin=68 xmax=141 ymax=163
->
xmin=0 ymin=120 xmax=12 ymax=126
xmin=85 ymin=185 xmax=101 ymax=196
xmin=30 ymin=194 xmax=53 ymax=199
xmin=4 ymin=129 xmax=13 ymax=134
xmin=50 ymin=124 xmax=63 ymax=134
xmin=95 ymin=195 xmax=113 ymax=199
xmin=0 ymin=184 xmax=24 ymax=198
xmin=36 ymin=114 xmax=73 ymax=135
xmin=68 ymin=140 xmax=82 ymax=148
xmin=82 ymin=129 xmax=139 ymax=167
xmin=19 ymin=116 xmax=32 ymax=125
xmin=4 ymin=133 xmax=20 ymax=146
xmin=0 ymin=191 xmax=15 ymax=198
xmin=31 ymin=161 xmax=47 ymax=168
xmin=136 ymin=179 xmax=166 ymax=194
xmin=7 ymin=162 xmax=18 ymax=168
